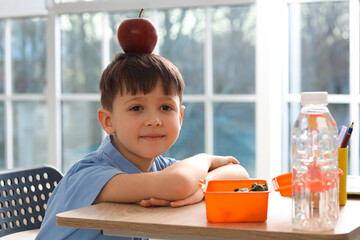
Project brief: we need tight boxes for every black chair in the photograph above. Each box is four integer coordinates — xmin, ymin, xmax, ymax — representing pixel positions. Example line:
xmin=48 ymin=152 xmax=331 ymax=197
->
xmin=0 ymin=165 xmax=63 ymax=238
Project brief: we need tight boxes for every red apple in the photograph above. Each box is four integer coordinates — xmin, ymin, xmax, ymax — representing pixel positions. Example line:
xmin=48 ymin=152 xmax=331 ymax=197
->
xmin=117 ymin=9 xmax=158 ymax=54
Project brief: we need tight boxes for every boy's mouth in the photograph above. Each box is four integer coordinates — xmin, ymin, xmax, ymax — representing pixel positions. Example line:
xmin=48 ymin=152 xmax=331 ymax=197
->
xmin=140 ymin=134 xmax=165 ymax=140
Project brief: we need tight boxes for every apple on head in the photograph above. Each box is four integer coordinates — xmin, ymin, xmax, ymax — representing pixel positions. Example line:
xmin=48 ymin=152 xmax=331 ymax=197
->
xmin=117 ymin=9 xmax=158 ymax=54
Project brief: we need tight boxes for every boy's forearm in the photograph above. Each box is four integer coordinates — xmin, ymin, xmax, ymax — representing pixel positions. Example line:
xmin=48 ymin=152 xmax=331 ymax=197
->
xmin=162 ymin=153 xmax=213 ymax=199
xmin=162 ymin=154 xmax=240 ymax=200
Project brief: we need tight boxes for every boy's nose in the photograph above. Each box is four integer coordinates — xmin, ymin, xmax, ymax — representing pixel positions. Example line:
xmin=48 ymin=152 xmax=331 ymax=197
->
xmin=145 ymin=114 xmax=162 ymax=126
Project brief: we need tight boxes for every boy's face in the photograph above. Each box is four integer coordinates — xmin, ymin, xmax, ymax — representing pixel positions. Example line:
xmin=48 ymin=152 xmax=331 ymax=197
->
xmin=98 ymin=81 xmax=184 ymax=166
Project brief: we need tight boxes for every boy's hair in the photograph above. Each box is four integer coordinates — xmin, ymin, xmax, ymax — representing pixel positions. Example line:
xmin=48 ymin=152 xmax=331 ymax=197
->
xmin=99 ymin=53 xmax=185 ymax=111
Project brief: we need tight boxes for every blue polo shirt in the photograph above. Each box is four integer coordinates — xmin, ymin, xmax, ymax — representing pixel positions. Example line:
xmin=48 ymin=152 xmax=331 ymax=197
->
xmin=36 ymin=135 xmax=178 ymax=240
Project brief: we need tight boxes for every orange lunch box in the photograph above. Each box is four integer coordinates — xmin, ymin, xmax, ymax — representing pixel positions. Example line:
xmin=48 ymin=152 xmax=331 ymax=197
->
xmin=199 ymin=179 xmax=270 ymax=223
xmin=271 ymin=173 xmax=292 ymax=197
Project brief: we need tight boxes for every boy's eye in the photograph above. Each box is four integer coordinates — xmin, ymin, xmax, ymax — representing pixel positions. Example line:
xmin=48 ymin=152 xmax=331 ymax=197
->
xmin=160 ymin=105 xmax=172 ymax=111
xmin=130 ymin=106 xmax=143 ymax=111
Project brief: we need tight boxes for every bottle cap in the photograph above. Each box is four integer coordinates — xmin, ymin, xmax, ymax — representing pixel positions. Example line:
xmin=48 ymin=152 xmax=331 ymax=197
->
xmin=301 ymin=92 xmax=328 ymax=105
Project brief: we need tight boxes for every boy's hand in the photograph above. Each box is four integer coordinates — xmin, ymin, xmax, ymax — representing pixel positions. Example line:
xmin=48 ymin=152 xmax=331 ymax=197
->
xmin=209 ymin=155 xmax=239 ymax=171
xmin=139 ymin=188 xmax=204 ymax=208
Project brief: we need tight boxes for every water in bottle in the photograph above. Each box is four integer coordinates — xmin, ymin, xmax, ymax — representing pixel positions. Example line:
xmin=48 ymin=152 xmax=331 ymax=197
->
xmin=291 ymin=92 xmax=339 ymax=231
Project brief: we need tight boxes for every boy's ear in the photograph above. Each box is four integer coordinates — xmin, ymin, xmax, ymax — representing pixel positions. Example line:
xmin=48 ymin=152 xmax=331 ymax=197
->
xmin=179 ymin=105 xmax=185 ymax=126
xmin=98 ymin=108 xmax=115 ymax=134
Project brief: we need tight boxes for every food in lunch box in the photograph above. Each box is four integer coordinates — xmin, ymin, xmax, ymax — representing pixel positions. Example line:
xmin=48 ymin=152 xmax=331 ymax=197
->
xmin=234 ymin=183 xmax=268 ymax=192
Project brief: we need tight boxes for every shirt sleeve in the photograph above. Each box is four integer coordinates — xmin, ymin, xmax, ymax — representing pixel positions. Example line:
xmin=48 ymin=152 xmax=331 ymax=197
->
xmin=62 ymin=151 xmax=124 ymax=210
xmin=153 ymin=155 xmax=178 ymax=171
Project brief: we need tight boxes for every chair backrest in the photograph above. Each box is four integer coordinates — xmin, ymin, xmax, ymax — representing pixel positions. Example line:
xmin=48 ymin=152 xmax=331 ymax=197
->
xmin=0 ymin=165 xmax=63 ymax=237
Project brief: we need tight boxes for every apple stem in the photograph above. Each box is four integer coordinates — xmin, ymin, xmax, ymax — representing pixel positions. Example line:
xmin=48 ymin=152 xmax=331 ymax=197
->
xmin=139 ymin=9 xmax=143 ymax=18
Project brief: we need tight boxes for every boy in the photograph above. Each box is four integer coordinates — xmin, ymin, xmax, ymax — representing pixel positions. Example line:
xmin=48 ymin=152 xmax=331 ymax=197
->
xmin=36 ymin=53 xmax=249 ymax=240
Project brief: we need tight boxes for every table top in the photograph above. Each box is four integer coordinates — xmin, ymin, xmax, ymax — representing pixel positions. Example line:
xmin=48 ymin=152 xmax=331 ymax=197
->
xmin=56 ymin=192 xmax=360 ymax=240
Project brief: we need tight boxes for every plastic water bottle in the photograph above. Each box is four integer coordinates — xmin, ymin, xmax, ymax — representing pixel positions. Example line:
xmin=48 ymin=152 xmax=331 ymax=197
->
xmin=291 ymin=92 xmax=339 ymax=231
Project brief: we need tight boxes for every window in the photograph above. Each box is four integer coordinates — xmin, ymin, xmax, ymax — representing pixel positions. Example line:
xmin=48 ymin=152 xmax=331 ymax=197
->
xmin=286 ymin=0 xmax=359 ymax=175
xmin=0 ymin=0 xmax=359 ymax=178
xmin=1 ymin=16 xmax=48 ymax=169
xmin=60 ymin=13 xmax=103 ymax=171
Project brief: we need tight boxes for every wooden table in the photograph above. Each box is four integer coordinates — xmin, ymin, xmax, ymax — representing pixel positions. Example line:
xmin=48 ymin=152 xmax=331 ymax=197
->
xmin=57 ymin=192 xmax=360 ymax=240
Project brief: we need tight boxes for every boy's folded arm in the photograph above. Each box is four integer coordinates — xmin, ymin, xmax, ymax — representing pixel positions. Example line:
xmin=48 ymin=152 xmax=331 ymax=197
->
xmin=94 ymin=154 xmax=239 ymax=204
xmin=94 ymin=154 xmax=211 ymax=204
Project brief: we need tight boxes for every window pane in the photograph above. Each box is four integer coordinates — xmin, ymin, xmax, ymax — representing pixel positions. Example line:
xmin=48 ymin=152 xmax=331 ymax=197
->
xmin=158 ymin=8 xmax=205 ymax=94
xmin=61 ymin=13 xmax=102 ymax=93
xmin=328 ymin=104 xmax=350 ymax=134
xmin=163 ymin=102 xmax=204 ymax=159
xmin=212 ymin=5 xmax=256 ymax=94
xmin=13 ymin=101 xmax=48 ymax=167
xmin=0 ymin=102 xmax=4 ymax=169
xmin=109 ymin=10 xmax=150 ymax=59
xmin=213 ymin=102 xmax=255 ymax=177
xmin=289 ymin=2 xmax=349 ymax=94
xmin=288 ymin=103 xmax=349 ymax=170
xmin=12 ymin=17 xmax=47 ymax=94
xmin=0 ymin=20 xmax=4 ymax=93
xmin=62 ymin=101 xmax=102 ymax=172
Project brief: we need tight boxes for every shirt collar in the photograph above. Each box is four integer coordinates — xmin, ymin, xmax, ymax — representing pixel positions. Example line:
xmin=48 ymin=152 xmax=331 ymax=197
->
xmin=97 ymin=135 xmax=158 ymax=173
